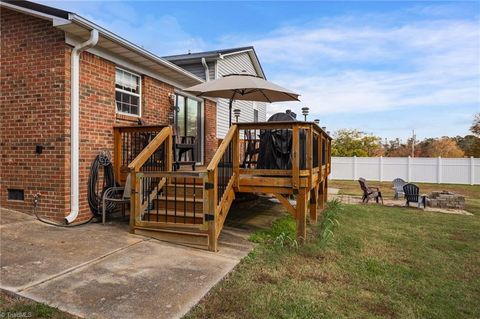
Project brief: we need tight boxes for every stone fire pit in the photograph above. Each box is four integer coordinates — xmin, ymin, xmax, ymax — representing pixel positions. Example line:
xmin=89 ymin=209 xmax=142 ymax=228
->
xmin=428 ymin=191 xmax=465 ymax=210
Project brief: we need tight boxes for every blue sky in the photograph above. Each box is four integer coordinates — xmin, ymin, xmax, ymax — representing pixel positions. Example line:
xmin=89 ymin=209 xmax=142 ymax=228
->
xmin=40 ymin=0 xmax=480 ymax=141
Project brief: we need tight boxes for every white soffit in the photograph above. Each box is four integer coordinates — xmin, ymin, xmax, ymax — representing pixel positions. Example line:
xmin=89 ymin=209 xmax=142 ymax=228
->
xmin=1 ymin=1 xmax=204 ymax=89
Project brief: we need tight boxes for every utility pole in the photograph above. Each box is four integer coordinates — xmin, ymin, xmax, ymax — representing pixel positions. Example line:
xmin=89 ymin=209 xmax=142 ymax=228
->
xmin=411 ymin=129 xmax=416 ymax=157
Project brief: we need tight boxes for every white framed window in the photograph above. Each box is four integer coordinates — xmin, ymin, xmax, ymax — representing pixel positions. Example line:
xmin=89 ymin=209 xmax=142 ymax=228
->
xmin=115 ymin=68 xmax=141 ymax=116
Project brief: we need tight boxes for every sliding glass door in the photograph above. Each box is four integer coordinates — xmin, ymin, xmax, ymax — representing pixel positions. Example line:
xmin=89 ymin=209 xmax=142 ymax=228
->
xmin=175 ymin=94 xmax=203 ymax=163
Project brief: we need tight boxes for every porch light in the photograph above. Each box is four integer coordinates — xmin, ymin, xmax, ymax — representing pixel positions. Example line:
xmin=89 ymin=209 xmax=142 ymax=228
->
xmin=168 ymin=92 xmax=176 ymax=107
xmin=314 ymin=119 xmax=320 ymax=125
xmin=233 ymin=108 xmax=241 ymax=123
xmin=301 ymin=107 xmax=309 ymax=121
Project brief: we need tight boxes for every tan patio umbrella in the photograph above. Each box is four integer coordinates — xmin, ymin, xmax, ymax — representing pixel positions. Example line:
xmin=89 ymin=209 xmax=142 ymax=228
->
xmin=184 ymin=73 xmax=300 ymax=126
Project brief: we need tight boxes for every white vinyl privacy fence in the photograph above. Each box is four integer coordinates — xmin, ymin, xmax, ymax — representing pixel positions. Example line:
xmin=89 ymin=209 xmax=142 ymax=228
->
xmin=331 ymin=156 xmax=479 ymax=185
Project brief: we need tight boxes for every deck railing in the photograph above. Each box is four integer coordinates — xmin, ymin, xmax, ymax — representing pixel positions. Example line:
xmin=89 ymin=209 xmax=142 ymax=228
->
xmin=236 ymin=122 xmax=331 ymax=190
xmin=113 ymin=125 xmax=167 ymax=185
xmin=127 ymin=126 xmax=173 ymax=230
xmin=204 ymin=124 xmax=239 ymax=251
xmin=114 ymin=121 xmax=331 ymax=251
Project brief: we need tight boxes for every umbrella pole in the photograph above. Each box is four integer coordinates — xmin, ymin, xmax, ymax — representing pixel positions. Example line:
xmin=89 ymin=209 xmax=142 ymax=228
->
xmin=229 ymin=98 xmax=233 ymax=127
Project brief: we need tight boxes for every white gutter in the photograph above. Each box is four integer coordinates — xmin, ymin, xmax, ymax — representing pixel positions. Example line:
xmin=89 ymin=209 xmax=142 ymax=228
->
xmin=219 ymin=49 xmax=253 ymax=58
xmin=65 ymin=29 xmax=99 ymax=224
xmin=68 ymin=14 xmax=204 ymax=85
xmin=0 ymin=1 xmax=69 ymax=25
xmin=201 ymin=57 xmax=210 ymax=81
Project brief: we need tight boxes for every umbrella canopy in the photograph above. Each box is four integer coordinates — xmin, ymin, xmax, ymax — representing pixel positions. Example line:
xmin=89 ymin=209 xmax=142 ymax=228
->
xmin=184 ymin=73 xmax=300 ymax=103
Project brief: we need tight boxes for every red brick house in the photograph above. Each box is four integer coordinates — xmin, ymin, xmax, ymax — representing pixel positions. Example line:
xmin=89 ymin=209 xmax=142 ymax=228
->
xmin=0 ymin=1 xmax=218 ymax=222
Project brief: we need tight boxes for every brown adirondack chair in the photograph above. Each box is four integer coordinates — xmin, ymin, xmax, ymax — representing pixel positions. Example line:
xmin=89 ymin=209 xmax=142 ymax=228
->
xmin=358 ymin=178 xmax=383 ymax=204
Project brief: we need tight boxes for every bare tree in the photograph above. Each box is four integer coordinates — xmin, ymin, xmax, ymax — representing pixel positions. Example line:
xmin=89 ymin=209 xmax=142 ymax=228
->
xmin=471 ymin=113 xmax=480 ymax=136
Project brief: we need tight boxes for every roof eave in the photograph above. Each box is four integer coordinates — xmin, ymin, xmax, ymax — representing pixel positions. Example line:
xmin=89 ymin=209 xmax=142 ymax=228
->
xmin=0 ymin=1 xmax=204 ymax=87
xmin=68 ymin=14 xmax=204 ymax=85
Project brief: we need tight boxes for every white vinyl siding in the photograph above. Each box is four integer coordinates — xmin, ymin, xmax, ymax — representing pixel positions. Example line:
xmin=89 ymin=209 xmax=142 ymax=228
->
xmin=216 ymin=52 xmax=267 ymax=138
xmin=174 ymin=62 xmax=215 ymax=81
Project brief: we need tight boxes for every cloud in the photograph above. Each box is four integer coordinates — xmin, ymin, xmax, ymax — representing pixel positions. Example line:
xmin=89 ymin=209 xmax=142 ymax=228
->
xmin=38 ymin=0 xmax=207 ymax=55
xmin=39 ymin=1 xmax=479 ymax=138
xmin=232 ymin=16 xmax=480 ymax=120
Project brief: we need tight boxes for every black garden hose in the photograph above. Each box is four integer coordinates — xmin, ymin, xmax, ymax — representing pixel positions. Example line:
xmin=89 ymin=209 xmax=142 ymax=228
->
xmin=87 ymin=152 xmax=116 ymax=216
xmin=33 ymin=193 xmax=94 ymax=227
xmin=31 ymin=151 xmax=116 ymax=227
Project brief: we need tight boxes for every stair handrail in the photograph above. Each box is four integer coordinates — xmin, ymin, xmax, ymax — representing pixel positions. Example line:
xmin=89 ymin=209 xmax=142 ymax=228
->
xmin=204 ymin=124 xmax=239 ymax=251
xmin=206 ymin=124 xmax=238 ymax=172
xmin=128 ymin=126 xmax=173 ymax=171
xmin=127 ymin=126 xmax=173 ymax=231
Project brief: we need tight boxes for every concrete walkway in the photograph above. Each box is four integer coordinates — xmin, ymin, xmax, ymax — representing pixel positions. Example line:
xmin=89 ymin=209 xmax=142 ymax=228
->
xmin=0 ymin=206 xmax=263 ymax=319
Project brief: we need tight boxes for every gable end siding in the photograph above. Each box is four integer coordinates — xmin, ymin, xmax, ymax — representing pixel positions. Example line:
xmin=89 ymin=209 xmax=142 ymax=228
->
xmin=174 ymin=62 xmax=215 ymax=81
xmin=216 ymin=53 xmax=267 ymax=138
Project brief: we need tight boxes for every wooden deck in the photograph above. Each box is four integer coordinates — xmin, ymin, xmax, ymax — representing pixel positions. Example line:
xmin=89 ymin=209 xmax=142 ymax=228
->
xmin=114 ymin=122 xmax=331 ymax=251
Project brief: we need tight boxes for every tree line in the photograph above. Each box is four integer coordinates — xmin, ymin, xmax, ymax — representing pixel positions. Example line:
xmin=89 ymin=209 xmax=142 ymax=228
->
xmin=332 ymin=113 xmax=480 ymax=158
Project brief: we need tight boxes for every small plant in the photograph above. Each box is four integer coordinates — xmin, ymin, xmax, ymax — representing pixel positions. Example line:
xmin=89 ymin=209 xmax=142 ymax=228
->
xmin=273 ymin=232 xmax=299 ymax=249
xmin=249 ymin=215 xmax=296 ymax=244
xmin=318 ymin=199 xmax=342 ymax=248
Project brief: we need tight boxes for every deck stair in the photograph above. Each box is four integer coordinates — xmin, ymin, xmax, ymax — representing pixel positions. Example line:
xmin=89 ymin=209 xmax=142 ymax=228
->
xmin=114 ymin=122 xmax=332 ymax=251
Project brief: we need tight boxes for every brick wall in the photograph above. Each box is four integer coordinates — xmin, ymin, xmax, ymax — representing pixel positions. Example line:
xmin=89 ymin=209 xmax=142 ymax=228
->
xmin=74 ymin=56 xmax=175 ymax=220
xmin=1 ymin=8 xmax=217 ymax=222
xmin=0 ymin=9 xmax=69 ymax=220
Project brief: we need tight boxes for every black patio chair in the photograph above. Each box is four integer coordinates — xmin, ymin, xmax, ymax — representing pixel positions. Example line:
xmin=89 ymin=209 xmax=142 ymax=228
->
xmin=392 ymin=178 xmax=406 ymax=199
xmin=102 ymin=173 xmax=131 ymax=224
xmin=173 ymin=124 xmax=196 ymax=171
xmin=242 ymin=129 xmax=260 ymax=168
xmin=403 ymin=183 xmax=427 ymax=209
xmin=358 ymin=177 xmax=383 ymax=204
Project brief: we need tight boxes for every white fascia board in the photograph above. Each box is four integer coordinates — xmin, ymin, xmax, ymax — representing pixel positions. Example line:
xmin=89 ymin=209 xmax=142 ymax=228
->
xmin=52 ymin=17 xmax=72 ymax=27
xmin=219 ymin=49 xmax=266 ymax=79
xmin=219 ymin=49 xmax=253 ymax=58
xmin=65 ymin=34 xmax=195 ymax=90
xmin=247 ymin=50 xmax=266 ymax=79
xmin=68 ymin=14 xmax=204 ymax=85
xmin=0 ymin=1 xmax=70 ymax=25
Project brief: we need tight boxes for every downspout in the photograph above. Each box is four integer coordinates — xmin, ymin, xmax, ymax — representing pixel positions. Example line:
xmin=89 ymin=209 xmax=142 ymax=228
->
xmin=201 ymin=57 xmax=209 ymax=81
xmin=65 ymin=29 xmax=99 ymax=224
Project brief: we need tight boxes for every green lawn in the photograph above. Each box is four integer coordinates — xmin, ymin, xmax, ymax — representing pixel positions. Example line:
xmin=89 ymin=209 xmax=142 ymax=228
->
xmin=329 ymin=179 xmax=480 ymax=199
xmin=186 ymin=183 xmax=480 ymax=319
xmin=0 ymin=291 xmax=77 ymax=319
xmin=3 ymin=181 xmax=479 ymax=318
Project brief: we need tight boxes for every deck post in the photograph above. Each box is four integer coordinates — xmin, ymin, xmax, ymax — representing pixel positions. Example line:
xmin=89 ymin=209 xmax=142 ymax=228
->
xmin=292 ymin=124 xmax=300 ymax=189
xmin=129 ymin=169 xmax=139 ymax=232
xmin=309 ymin=185 xmax=318 ymax=224
xmin=207 ymin=169 xmax=218 ymax=252
xmin=318 ymin=181 xmax=325 ymax=213
xmin=166 ymin=127 xmax=173 ymax=171
xmin=113 ymin=128 xmax=122 ymax=183
xmin=307 ymin=126 xmax=313 ymax=189
xmin=323 ymin=178 xmax=329 ymax=204
xmin=317 ymin=133 xmax=322 ymax=181
xmin=233 ymin=126 xmax=240 ymax=188
xmin=296 ymin=188 xmax=307 ymax=244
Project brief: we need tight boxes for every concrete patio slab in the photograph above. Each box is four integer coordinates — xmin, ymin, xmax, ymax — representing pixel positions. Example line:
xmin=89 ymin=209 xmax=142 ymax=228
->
xmin=0 ymin=211 xmax=144 ymax=291
xmin=0 ymin=205 xmax=274 ymax=319
xmin=21 ymin=240 xmax=239 ymax=319
xmin=0 ymin=208 xmax=36 ymax=226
